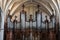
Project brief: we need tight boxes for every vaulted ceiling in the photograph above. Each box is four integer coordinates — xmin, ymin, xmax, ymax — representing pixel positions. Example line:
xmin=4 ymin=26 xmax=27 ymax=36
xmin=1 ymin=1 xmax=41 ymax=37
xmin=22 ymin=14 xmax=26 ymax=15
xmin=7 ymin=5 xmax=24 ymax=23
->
xmin=0 ymin=0 xmax=60 ymax=19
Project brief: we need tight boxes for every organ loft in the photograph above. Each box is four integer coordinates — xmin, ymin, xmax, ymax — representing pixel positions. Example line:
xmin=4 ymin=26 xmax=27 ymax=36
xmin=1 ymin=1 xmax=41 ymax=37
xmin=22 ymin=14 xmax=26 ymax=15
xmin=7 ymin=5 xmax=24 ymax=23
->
xmin=0 ymin=0 xmax=60 ymax=40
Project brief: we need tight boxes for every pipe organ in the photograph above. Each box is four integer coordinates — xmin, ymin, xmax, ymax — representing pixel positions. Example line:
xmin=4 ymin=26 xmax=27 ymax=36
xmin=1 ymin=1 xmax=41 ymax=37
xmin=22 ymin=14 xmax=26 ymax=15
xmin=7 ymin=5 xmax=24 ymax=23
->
xmin=5 ymin=5 xmax=57 ymax=40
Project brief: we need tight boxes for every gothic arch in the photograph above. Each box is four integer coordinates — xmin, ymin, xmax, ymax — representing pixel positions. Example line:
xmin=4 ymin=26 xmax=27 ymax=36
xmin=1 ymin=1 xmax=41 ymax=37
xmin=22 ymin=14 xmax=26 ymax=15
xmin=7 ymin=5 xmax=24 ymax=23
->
xmin=0 ymin=0 xmax=59 ymax=20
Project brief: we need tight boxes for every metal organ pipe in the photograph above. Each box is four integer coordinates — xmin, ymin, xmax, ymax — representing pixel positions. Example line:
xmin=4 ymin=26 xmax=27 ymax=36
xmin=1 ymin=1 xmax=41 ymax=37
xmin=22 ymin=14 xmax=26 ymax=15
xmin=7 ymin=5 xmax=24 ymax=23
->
xmin=20 ymin=12 xmax=26 ymax=30
xmin=52 ymin=15 xmax=55 ymax=31
xmin=7 ymin=14 xmax=13 ymax=31
xmin=20 ymin=4 xmax=26 ymax=30
xmin=13 ymin=16 xmax=17 ymax=30
xmin=36 ymin=5 xmax=42 ymax=31
xmin=7 ymin=14 xmax=11 ymax=30
xmin=50 ymin=14 xmax=56 ymax=31
xmin=35 ymin=5 xmax=42 ymax=40
xmin=44 ymin=16 xmax=49 ymax=32
xmin=20 ymin=11 xmax=26 ymax=40
xmin=13 ymin=16 xmax=17 ymax=40
xmin=29 ymin=15 xmax=33 ymax=29
xmin=36 ymin=10 xmax=41 ymax=29
xmin=15 ymin=16 xmax=17 ymax=29
xmin=7 ymin=11 xmax=14 ymax=40
xmin=35 ymin=11 xmax=41 ymax=40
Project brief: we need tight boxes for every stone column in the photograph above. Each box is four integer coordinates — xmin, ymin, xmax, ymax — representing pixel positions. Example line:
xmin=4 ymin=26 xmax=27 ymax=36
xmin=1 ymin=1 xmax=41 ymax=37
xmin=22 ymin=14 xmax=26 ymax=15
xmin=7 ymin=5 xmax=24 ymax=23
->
xmin=0 ymin=11 xmax=4 ymax=40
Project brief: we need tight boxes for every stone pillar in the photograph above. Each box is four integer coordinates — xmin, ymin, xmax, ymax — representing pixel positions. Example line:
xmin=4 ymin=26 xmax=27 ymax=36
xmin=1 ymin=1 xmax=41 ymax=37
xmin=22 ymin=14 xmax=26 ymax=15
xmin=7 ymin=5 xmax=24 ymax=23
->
xmin=0 ymin=11 xmax=4 ymax=40
xmin=59 ymin=7 xmax=60 ymax=30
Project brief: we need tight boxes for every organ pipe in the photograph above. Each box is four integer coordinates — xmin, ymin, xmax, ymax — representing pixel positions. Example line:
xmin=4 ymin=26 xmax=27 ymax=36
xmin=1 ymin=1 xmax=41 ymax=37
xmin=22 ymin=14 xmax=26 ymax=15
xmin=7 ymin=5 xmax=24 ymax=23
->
xmin=7 ymin=13 xmax=12 ymax=30
xmin=13 ymin=16 xmax=17 ymax=40
xmin=50 ymin=13 xmax=56 ymax=31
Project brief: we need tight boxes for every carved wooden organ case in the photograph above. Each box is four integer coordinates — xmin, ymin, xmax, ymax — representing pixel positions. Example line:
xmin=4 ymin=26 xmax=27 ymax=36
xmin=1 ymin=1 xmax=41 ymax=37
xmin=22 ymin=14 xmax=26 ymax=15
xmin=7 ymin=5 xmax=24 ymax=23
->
xmin=6 ymin=5 xmax=57 ymax=33
xmin=6 ymin=4 xmax=57 ymax=40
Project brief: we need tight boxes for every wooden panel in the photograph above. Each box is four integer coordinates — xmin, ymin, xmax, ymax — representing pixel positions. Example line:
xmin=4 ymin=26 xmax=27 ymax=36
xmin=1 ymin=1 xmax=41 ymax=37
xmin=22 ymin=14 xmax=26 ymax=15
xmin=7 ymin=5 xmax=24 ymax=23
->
xmin=6 ymin=31 xmax=13 ymax=40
